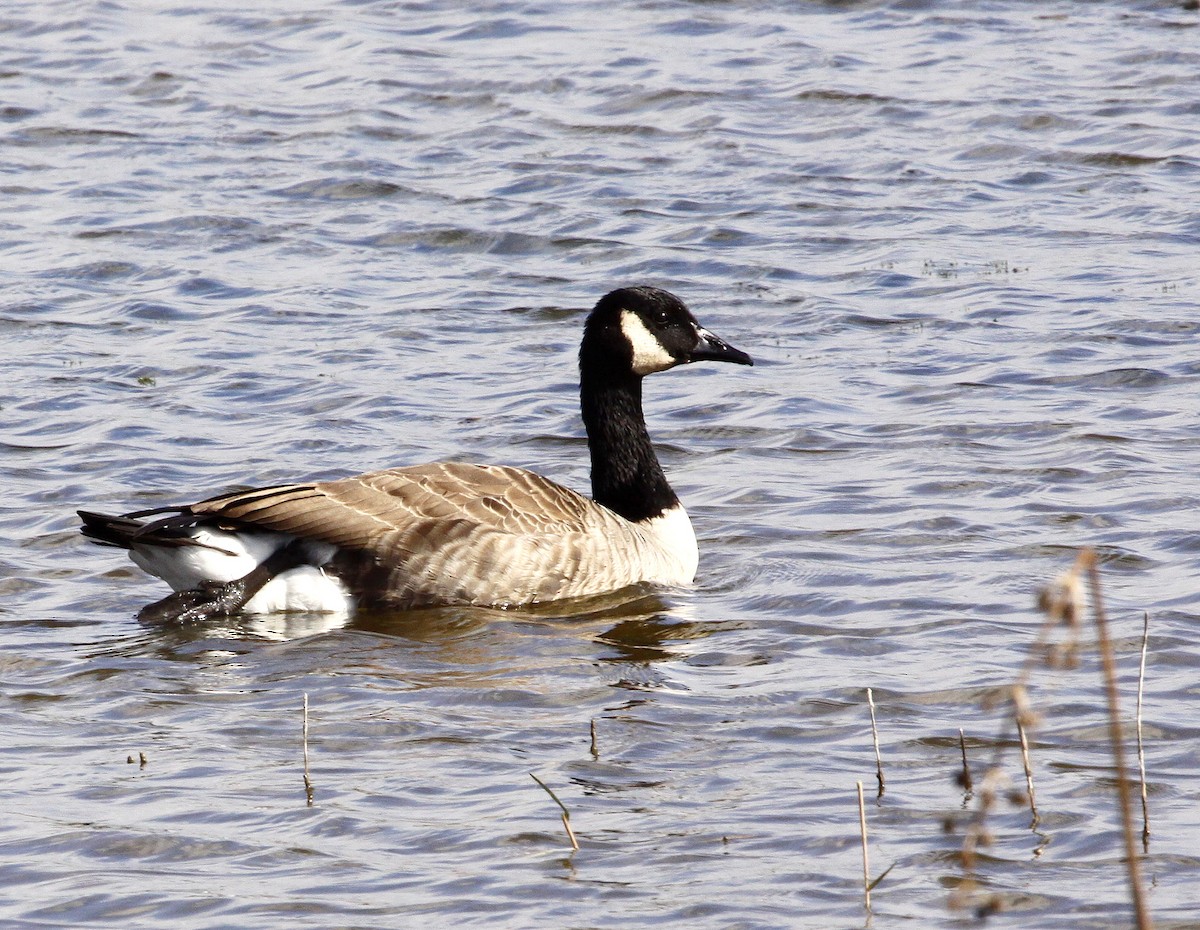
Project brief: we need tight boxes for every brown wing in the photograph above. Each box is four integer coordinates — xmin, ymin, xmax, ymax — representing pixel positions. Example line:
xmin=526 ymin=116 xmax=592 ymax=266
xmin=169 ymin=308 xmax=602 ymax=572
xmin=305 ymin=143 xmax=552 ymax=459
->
xmin=188 ymin=462 xmax=661 ymax=608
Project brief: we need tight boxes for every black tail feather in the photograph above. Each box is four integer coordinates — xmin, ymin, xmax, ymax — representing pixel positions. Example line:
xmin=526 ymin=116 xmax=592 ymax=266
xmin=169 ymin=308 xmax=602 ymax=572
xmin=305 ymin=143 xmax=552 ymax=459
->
xmin=78 ymin=508 xmax=243 ymax=555
xmin=78 ymin=511 xmax=146 ymax=549
xmin=124 ymin=504 xmax=192 ymax=520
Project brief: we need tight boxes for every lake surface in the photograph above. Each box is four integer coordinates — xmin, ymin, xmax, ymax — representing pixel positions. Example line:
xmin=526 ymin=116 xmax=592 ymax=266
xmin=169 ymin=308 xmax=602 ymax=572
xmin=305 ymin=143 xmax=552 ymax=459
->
xmin=2 ymin=1 xmax=1198 ymax=927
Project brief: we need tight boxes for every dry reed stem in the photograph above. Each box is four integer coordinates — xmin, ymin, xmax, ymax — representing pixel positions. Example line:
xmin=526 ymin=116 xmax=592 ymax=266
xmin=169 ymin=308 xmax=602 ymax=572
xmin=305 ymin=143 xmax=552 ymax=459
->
xmin=953 ymin=550 xmax=1151 ymax=922
xmin=958 ymin=728 xmax=973 ymax=792
xmin=302 ymin=693 xmax=313 ymax=807
xmin=952 ymin=609 xmax=1060 ymax=911
xmin=1081 ymin=549 xmax=1152 ymax=930
xmin=950 ymin=560 xmax=1074 ymax=914
xmin=530 ymin=773 xmax=579 ymax=851
xmin=560 ymin=812 xmax=578 ymax=850
xmin=867 ymin=688 xmax=885 ymax=796
xmin=857 ymin=780 xmax=871 ymax=912
xmin=1137 ymin=611 xmax=1150 ymax=850
xmin=1014 ymin=711 xmax=1038 ymax=827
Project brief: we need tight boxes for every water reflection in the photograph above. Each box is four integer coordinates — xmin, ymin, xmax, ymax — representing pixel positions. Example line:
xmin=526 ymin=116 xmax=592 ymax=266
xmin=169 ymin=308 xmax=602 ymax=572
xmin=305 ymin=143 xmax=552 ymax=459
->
xmin=347 ymin=592 xmax=664 ymax=640
xmin=86 ymin=586 xmax=720 ymax=686
xmin=597 ymin=615 xmax=743 ymax=665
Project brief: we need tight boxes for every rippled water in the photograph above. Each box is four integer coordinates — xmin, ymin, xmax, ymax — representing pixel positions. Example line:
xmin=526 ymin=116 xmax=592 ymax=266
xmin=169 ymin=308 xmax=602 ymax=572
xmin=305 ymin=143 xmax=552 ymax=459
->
xmin=3 ymin=1 xmax=1199 ymax=927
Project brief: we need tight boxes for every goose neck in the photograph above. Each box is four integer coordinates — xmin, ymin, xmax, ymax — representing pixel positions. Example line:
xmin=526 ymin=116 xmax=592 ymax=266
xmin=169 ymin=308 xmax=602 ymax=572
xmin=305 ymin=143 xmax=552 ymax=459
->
xmin=580 ymin=372 xmax=678 ymax=523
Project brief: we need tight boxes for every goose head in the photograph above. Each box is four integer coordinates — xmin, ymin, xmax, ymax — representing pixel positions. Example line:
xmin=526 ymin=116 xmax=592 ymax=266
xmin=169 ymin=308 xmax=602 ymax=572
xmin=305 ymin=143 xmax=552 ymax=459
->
xmin=581 ymin=286 xmax=754 ymax=379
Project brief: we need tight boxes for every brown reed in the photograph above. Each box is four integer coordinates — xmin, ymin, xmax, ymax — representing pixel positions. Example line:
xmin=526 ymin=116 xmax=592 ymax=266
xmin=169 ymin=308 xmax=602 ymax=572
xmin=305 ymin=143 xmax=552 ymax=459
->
xmin=530 ymin=773 xmax=579 ymax=851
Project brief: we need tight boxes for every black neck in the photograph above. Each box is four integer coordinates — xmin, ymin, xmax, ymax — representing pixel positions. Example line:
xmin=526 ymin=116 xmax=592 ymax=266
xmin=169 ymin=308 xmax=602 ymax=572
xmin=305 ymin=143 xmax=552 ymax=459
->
xmin=580 ymin=369 xmax=678 ymax=523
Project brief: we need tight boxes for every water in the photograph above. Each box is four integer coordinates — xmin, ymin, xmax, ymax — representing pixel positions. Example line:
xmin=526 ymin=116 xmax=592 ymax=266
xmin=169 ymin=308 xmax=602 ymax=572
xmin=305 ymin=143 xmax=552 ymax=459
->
xmin=3 ymin=0 xmax=1199 ymax=926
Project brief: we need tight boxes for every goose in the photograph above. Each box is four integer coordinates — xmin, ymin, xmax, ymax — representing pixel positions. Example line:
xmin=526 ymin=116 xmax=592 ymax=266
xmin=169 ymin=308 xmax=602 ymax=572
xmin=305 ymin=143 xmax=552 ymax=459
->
xmin=79 ymin=285 xmax=753 ymax=622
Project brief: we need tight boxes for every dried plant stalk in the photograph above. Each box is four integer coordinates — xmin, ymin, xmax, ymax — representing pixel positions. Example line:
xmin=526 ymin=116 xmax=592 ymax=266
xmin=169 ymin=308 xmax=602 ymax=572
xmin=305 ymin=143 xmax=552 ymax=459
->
xmin=531 ymin=773 xmax=579 ymax=851
xmin=857 ymin=780 xmax=871 ymax=912
xmin=1081 ymin=550 xmax=1152 ymax=930
xmin=958 ymin=728 xmax=973 ymax=792
xmin=1137 ymin=612 xmax=1150 ymax=849
xmin=1014 ymin=710 xmax=1039 ymax=827
xmin=951 ymin=550 xmax=1153 ymax=927
xmin=867 ymin=688 xmax=885 ymax=795
xmin=303 ymin=693 xmax=314 ymax=806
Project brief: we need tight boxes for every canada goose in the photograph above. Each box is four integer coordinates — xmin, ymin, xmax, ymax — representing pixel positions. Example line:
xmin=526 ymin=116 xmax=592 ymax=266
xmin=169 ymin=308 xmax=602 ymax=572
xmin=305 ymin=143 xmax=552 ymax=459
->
xmin=79 ymin=286 xmax=753 ymax=622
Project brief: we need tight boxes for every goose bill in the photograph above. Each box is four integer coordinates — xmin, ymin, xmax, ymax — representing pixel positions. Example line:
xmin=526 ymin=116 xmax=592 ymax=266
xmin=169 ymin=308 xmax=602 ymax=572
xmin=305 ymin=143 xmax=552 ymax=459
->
xmin=690 ymin=327 xmax=754 ymax=366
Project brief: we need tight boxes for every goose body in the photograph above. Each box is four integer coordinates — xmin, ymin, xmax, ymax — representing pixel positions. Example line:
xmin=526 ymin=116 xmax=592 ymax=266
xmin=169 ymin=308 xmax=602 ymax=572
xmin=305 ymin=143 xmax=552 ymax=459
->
xmin=80 ymin=286 xmax=752 ymax=621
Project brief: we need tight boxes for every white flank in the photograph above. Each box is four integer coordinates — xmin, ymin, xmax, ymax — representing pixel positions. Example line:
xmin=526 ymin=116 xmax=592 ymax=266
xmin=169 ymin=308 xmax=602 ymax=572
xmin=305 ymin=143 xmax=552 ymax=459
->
xmin=637 ymin=504 xmax=699 ymax=583
xmin=243 ymin=567 xmax=353 ymax=615
xmin=128 ymin=527 xmax=350 ymax=614
xmin=619 ymin=310 xmax=676 ymax=376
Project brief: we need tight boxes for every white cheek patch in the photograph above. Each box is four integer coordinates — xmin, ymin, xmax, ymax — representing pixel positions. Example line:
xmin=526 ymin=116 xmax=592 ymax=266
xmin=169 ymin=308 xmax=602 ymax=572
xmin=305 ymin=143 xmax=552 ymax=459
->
xmin=620 ymin=310 xmax=677 ymax=375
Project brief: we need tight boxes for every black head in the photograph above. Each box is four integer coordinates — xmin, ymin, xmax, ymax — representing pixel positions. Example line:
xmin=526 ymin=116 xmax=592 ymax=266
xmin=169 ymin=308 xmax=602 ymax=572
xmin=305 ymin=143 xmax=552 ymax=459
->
xmin=580 ymin=285 xmax=753 ymax=379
